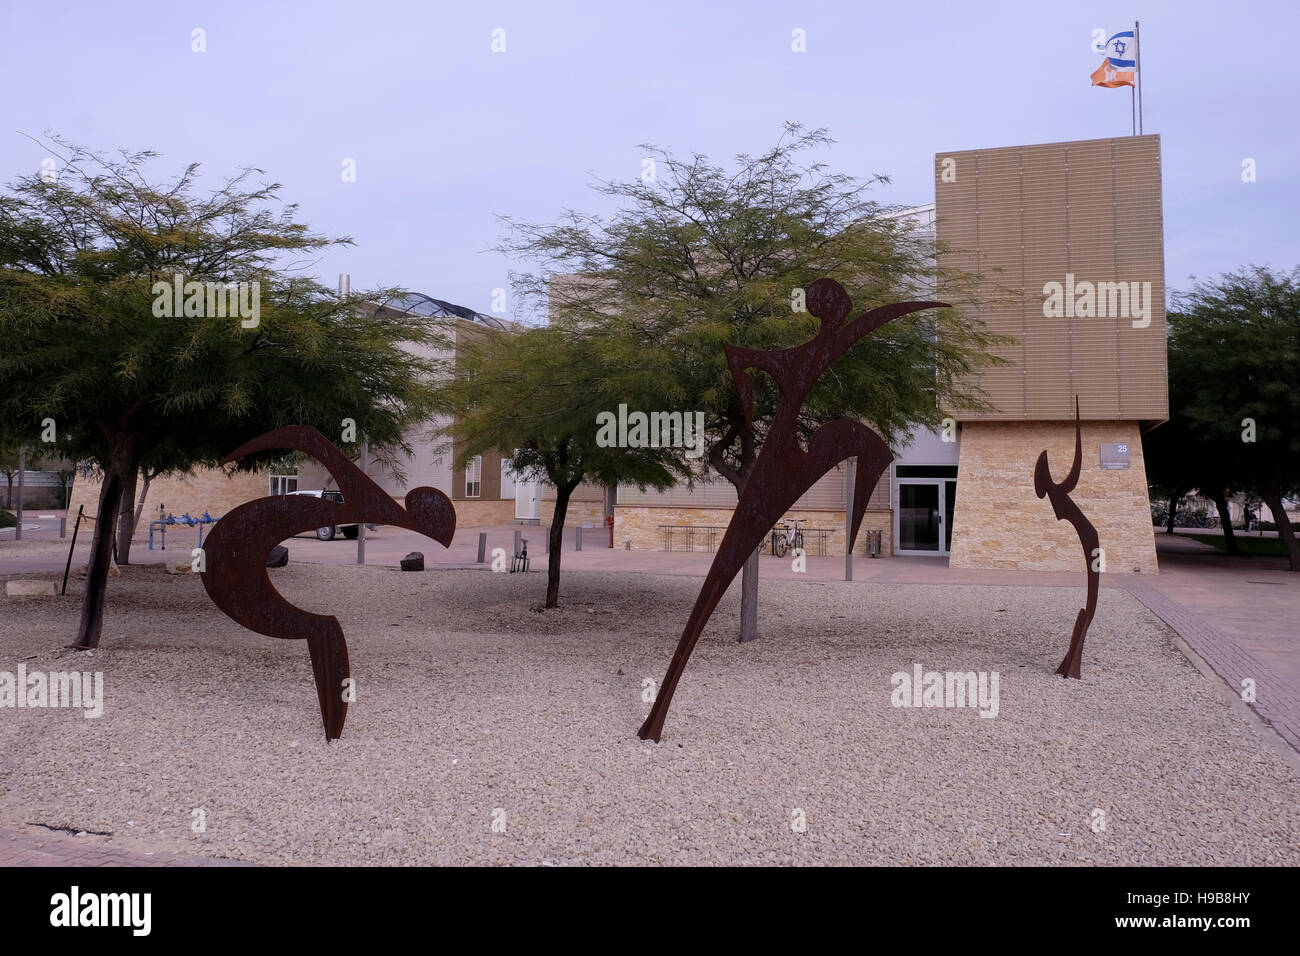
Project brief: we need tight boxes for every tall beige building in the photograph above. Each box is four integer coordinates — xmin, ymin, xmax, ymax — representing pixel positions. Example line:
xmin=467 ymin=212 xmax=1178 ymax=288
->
xmin=936 ymin=134 xmax=1167 ymax=572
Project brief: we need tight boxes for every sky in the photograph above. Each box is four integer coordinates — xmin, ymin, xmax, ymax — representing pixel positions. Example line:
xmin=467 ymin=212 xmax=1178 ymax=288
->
xmin=2 ymin=0 xmax=1296 ymax=320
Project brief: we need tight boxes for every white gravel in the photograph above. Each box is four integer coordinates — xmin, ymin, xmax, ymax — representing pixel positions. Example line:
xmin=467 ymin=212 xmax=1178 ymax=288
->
xmin=1 ymin=562 xmax=1297 ymax=865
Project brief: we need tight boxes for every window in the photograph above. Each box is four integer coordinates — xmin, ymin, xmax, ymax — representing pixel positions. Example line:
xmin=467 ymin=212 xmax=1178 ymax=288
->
xmin=270 ymin=474 xmax=298 ymax=495
xmin=895 ymin=465 xmax=958 ymax=479
xmin=465 ymin=456 xmax=482 ymax=498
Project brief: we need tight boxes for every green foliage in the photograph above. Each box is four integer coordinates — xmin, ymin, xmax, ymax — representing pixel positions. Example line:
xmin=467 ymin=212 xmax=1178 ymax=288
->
xmin=0 ymin=509 xmax=15 ymax=529
xmin=501 ymin=123 xmax=1006 ymax=486
xmin=438 ymin=321 xmax=687 ymax=606
xmin=1164 ymin=266 xmax=1300 ymax=497
xmin=442 ymin=322 xmax=687 ymax=492
xmin=0 ymin=137 xmax=448 ymax=481
xmin=1147 ymin=265 xmax=1300 ymax=568
xmin=1189 ymin=534 xmax=1288 ymax=557
xmin=0 ymin=136 xmax=452 ymax=644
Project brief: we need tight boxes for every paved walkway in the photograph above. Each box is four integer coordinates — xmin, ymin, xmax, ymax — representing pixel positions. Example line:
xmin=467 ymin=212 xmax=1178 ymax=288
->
xmin=0 ymin=827 xmax=245 ymax=867
xmin=3 ymin=523 xmax=1296 ymax=865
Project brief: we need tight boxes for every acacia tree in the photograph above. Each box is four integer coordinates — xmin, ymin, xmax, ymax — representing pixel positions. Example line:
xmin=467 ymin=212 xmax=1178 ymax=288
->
xmin=0 ymin=436 xmax=25 ymax=509
xmin=501 ymin=124 xmax=1002 ymax=640
xmin=1143 ymin=410 xmax=1243 ymax=550
xmin=0 ymin=138 xmax=447 ymax=648
xmin=0 ymin=435 xmax=72 ymax=512
xmin=439 ymin=322 xmax=686 ymax=607
xmin=1165 ymin=266 xmax=1300 ymax=569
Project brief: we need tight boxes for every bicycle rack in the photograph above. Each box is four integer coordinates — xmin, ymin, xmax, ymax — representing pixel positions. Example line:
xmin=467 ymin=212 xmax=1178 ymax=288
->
xmin=511 ymin=539 xmax=529 ymax=573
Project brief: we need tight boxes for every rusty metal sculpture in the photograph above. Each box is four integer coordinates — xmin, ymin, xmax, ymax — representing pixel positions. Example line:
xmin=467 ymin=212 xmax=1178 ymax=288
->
xmin=1034 ymin=396 xmax=1099 ymax=679
xmin=638 ymin=278 xmax=948 ymax=742
xmin=199 ymin=425 xmax=455 ymax=740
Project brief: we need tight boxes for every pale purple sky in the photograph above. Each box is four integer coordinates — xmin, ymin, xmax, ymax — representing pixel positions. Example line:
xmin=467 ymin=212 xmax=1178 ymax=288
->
xmin=3 ymin=0 xmax=1295 ymax=319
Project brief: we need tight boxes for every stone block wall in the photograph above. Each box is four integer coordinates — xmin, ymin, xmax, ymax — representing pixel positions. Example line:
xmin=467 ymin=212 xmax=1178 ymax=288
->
xmin=540 ymin=498 xmax=605 ymax=529
xmin=450 ymin=498 xmax=516 ymax=528
xmin=614 ymin=505 xmax=894 ymax=557
xmin=69 ymin=467 xmax=529 ymax=533
xmin=67 ymin=468 xmax=269 ymax=527
xmin=948 ymin=420 xmax=1157 ymax=573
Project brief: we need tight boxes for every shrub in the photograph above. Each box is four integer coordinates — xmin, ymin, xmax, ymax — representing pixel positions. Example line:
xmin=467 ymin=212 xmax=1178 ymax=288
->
xmin=1151 ymin=504 xmax=1218 ymax=529
xmin=1178 ymin=510 xmax=1217 ymax=529
xmin=0 ymin=510 xmax=16 ymax=529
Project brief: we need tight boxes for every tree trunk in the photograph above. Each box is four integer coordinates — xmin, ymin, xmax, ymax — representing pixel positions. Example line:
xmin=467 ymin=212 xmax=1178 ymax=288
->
xmin=132 ymin=470 xmax=154 ymax=539
xmin=738 ymin=547 xmax=760 ymax=642
xmin=75 ymin=471 xmax=124 ymax=650
xmin=75 ymin=437 xmax=136 ymax=650
xmin=115 ymin=466 xmax=139 ymax=564
xmin=1165 ymin=492 xmax=1179 ymax=534
xmin=1262 ymin=488 xmax=1299 ymax=572
xmin=545 ymin=482 xmax=576 ymax=608
xmin=1212 ymin=489 xmax=1237 ymax=554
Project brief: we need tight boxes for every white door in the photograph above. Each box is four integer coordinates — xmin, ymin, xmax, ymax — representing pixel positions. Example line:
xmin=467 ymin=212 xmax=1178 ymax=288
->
xmin=515 ymin=479 xmax=539 ymax=520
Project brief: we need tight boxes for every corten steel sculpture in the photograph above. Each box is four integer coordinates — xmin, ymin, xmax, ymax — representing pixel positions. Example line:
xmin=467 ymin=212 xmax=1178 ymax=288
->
xmin=638 ymin=278 xmax=948 ymax=742
xmin=199 ymin=426 xmax=456 ymax=740
xmin=1034 ymin=396 xmax=1100 ymax=679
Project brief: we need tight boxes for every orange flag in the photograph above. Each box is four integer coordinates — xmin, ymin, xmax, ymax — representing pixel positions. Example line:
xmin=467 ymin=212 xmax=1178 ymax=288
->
xmin=1091 ymin=58 xmax=1134 ymax=88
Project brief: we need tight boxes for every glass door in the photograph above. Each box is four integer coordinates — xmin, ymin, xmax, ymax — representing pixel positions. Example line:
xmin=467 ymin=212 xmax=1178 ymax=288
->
xmin=898 ymin=482 xmax=941 ymax=552
xmin=944 ymin=479 xmax=956 ymax=552
xmin=896 ymin=479 xmax=957 ymax=555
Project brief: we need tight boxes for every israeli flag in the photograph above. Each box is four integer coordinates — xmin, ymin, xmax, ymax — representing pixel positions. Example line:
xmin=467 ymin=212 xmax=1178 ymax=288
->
xmin=1104 ymin=30 xmax=1137 ymax=69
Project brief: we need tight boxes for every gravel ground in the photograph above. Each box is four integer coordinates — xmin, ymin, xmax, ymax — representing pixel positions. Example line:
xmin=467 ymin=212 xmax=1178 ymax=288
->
xmin=1 ymin=562 xmax=1297 ymax=866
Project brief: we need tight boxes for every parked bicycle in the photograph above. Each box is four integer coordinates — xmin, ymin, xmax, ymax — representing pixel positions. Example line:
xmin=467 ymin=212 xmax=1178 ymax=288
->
xmin=769 ymin=518 xmax=806 ymax=558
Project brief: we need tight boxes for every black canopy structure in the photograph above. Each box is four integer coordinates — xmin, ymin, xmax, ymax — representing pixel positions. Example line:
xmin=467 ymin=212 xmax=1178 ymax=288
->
xmin=379 ymin=292 xmax=507 ymax=330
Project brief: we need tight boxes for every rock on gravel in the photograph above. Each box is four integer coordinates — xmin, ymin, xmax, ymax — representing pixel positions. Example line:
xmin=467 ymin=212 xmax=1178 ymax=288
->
xmin=5 ymin=580 xmax=57 ymax=597
xmin=1 ymin=564 xmax=1297 ymax=866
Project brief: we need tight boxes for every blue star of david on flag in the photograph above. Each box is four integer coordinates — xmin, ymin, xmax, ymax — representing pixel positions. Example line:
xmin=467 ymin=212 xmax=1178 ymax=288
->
xmin=1104 ymin=30 xmax=1136 ymax=70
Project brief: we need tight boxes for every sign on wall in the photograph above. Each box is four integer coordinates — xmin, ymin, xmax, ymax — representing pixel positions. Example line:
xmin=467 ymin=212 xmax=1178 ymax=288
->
xmin=1100 ymin=443 xmax=1130 ymax=470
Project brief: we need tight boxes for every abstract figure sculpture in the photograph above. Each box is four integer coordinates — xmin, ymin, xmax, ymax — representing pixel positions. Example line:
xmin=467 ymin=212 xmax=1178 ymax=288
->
xmin=200 ymin=425 xmax=456 ymax=740
xmin=638 ymin=278 xmax=948 ymax=742
xmin=1033 ymin=396 xmax=1099 ymax=679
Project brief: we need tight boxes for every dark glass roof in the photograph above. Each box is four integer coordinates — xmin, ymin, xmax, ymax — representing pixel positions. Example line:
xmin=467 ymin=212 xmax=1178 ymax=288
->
xmin=382 ymin=292 xmax=507 ymax=330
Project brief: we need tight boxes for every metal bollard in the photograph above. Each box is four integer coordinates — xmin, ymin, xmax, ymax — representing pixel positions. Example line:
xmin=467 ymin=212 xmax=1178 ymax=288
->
xmin=59 ymin=517 xmax=67 ymax=538
xmin=477 ymin=532 xmax=487 ymax=563
xmin=513 ymin=529 xmax=522 ymax=557
xmin=575 ymin=526 xmax=582 ymax=551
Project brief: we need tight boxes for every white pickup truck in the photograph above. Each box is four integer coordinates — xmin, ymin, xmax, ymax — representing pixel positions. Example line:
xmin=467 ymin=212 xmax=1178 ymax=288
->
xmin=290 ymin=489 xmax=359 ymax=541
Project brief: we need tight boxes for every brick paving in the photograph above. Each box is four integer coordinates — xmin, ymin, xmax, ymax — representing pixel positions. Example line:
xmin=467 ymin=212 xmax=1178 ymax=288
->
xmin=1119 ymin=578 xmax=1300 ymax=755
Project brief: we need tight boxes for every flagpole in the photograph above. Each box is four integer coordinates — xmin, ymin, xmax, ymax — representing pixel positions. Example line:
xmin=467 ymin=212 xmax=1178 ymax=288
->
xmin=1135 ymin=20 xmax=1144 ymax=134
